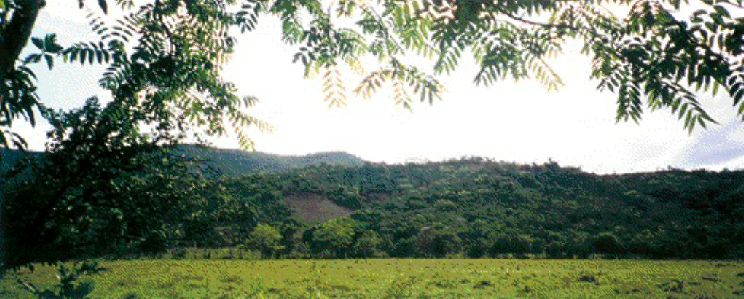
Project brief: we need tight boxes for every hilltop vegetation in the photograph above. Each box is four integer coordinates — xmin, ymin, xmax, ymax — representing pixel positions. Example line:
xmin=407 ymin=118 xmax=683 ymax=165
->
xmin=1 ymin=145 xmax=363 ymax=177
xmin=220 ymin=160 xmax=744 ymax=259
xmin=179 ymin=146 xmax=363 ymax=175
xmin=3 ymin=148 xmax=743 ymax=266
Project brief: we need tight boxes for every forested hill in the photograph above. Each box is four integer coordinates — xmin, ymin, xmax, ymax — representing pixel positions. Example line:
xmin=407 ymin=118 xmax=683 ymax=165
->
xmin=222 ymin=160 xmax=744 ymax=259
xmin=3 ymin=149 xmax=743 ymax=264
xmin=175 ymin=145 xmax=364 ymax=175
xmin=0 ymin=145 xmax=364 ymax=176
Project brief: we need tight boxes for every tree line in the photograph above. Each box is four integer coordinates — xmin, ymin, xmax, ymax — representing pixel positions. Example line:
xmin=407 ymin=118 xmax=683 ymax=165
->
xmin=3 ymin=135 xmax=742 ymax=268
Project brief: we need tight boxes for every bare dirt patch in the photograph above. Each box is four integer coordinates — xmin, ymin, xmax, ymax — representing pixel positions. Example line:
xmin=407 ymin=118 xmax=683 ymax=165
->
xmin=285 ymin=193 xmax=352 ymax=224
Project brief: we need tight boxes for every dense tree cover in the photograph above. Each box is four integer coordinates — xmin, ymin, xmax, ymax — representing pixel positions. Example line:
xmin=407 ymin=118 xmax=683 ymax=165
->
xmin=0 ymin=145 xmax=364 ymax=177
xmin=175 ymin=145 xmax=364 ymax=175
xmin=0 ymin=144 xmax=362 ymax=268
xmin=0 ymin=99 xmax=284 ymax=269
xmin=226 ymin=160 xmax=744 ymax=259
xmin=5 ymin=153 xmax=742 ymax=265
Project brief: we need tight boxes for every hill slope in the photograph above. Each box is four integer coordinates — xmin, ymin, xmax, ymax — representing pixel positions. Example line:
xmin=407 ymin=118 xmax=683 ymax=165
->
xmin=0 ymin=145 xmax=365 ymax=176
xmin=223 ymin=160 xmax=744 ymax=258
xmin=3 ymin=147 xmax=741 ymax=259
xmin=175 ymin=145 xmax=364 ymax=175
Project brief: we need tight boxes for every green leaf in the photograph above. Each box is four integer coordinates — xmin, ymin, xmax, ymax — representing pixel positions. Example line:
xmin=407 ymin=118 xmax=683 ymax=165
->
xmin=45 ymin=34 xmax=63 ymax=53
xmin=31 ymin=37 xmax=44 ymax=50
xmin=98 ymin=0 xmax=108 ymax=14
xmin=44 ymin=55 xmax=54 ymax=70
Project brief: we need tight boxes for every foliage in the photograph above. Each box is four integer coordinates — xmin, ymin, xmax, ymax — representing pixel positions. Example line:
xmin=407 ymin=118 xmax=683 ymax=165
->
xmin=247 ymin=224 xmax=285 ymax=258
xmin=308 ymin=217 xmax=357 ymax=257
xmin=415 ymin=226 xmax=462 ymax=258
xmin=1 ymin=0 xmax=267 ymax=150
xmin=173 ymin=145 xmax=364 ymax=176
xmin=0 ymin=98 xmax=248 ymax=268
xmin=593 ymin=232 xmax=625 ymax=255
xmin=2 ymin=0 xmax=275 ymax=270
xmin=4 ymin=152 xmax=744 ymax=264
xmin=2 ymin=0 xmax=744 ymax=149
xmin=264 ymin=0 xmax=744 ymax=131
xmin=1 ymin=0 xmax=742 ymax=272
xmin=353 ymin=230 xmax=383 ymax=258
xmin=17 ymin=261 xmax=102 ymax=299
xmin=223 ymin=159 xmax=744 ymax=259
xmin=2 ymin=3 xmax=741 ymax=296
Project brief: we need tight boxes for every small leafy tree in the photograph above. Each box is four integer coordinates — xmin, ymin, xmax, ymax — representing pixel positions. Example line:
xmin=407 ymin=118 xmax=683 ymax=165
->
xmin=593 ymin=232 xmax=626 ymax=256
xmin=353 ymin=230 xmax=382 ymax=258
xmin=18 ymin=261 xmax=103 ymax=299
xmin=416 ymin=226 xmax=462 ymax=257
xmin=312 ymin=217 xmax=356 ymax=258
xmin=247 ymin=224 xmax=285 ymax=258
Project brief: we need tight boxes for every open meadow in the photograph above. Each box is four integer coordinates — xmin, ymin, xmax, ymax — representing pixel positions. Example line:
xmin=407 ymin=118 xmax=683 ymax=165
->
xmin=1 ymin=259 xmax=742 ymax=298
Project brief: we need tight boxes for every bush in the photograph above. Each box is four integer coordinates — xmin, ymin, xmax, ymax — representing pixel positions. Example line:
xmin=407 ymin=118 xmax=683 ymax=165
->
xmin=593 ymin=232 xmax=625 ymax=255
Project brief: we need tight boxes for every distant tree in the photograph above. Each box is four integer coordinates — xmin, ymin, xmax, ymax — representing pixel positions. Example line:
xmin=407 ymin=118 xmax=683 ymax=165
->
xmin=247 ymin=224 xmax=285 ymax=258
xmin=353 ymin=230 xmax=382 ymax=258
xmin=312 ymin=217 xmax=356 ymax=257
xmin=328 ymin=186 xmax=364 ymax=209
xmin=390 ymin=237 xmax=417 ymax=258
xmin=416 ymin=226 xmax=461 ymax=257
xmin=593 ymin=232 xmax=625 ymax=256
xmin=278 ymin=219 xmax=304 ymax=256
xmin=415 ymin=227 xmax=436 ymax=257
xmin=489 ymin=234 xmax=533 ymax=257
xmin=434 ymin=199 xmax=457 ymax=211
xmin=460 ymin=221 xmax=492 ymax=258
xmin=543 ymin=231 xmax=568 ymax=257
xmin=430 ymin=229 xmax=462 ymax=257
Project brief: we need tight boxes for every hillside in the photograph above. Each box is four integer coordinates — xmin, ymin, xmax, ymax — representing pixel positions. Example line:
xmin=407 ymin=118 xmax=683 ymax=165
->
xmin=0 ymin=145 xmax=365 ymax=177
xmin=175 ymin=145 xmax=364 ymax=175
xmin=221 ymin=160 xmax=744 ymax=259
xmin=3 ymin=148 xmax=742 ymax=261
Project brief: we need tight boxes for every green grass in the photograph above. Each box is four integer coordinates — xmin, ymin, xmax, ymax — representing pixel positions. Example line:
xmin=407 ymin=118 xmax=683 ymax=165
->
xmin=2 ymin=259 xmax=742 ymax=298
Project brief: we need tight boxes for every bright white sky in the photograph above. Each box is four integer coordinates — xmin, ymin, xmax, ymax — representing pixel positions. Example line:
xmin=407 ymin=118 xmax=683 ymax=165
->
xmin=13 ymin=1 xmax=744 ymax=174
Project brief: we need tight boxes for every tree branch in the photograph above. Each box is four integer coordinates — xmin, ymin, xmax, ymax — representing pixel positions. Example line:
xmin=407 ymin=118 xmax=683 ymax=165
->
xmin=0 ymin=0 xmax=46 ymax=81
xmin=719 ymin=0 xmax=744 ymax=9
xmin=501 ymin=11 xmax=579 ymax=31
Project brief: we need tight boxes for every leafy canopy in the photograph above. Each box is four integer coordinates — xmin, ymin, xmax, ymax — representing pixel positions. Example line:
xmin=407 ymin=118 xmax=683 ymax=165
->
xmin=247 ymin=224 xmax=285 ymax=257
xmin=287 ymin=0 xmax=744 ymax=131
xmin=1 ymin=0 xmax=743 ymax=150
xmin=1 ymin=0 xmax=268 ymax=150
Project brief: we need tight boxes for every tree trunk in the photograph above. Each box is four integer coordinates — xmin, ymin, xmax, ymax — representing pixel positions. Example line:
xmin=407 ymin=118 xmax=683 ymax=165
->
xmin=0 ymin=0 xmax=46 ymax=81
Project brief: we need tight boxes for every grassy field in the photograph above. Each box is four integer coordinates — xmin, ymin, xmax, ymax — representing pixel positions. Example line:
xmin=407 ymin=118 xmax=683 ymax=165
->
xmin=1 ymin=259 xmax=742 ymax=298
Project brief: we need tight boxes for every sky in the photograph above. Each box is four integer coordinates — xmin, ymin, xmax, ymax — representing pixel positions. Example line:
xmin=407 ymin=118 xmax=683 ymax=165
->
xmin=12 ymin=1 xmax=744 ymax=174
